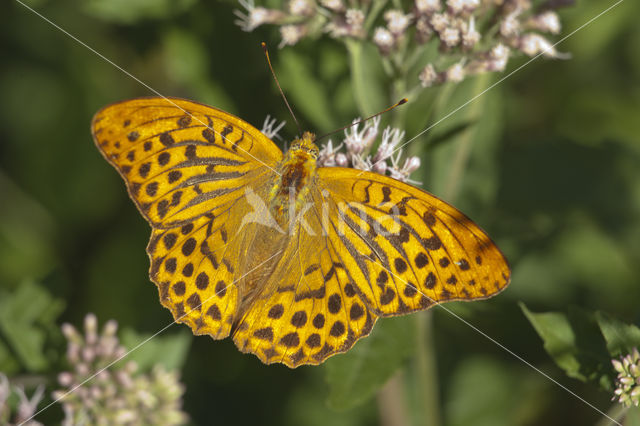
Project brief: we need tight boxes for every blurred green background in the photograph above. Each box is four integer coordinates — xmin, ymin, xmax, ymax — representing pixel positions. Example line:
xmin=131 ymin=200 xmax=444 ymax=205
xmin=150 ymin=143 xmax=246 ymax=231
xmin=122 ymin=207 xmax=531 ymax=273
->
xmin=1 ymin=0 xmax=640 ymax=424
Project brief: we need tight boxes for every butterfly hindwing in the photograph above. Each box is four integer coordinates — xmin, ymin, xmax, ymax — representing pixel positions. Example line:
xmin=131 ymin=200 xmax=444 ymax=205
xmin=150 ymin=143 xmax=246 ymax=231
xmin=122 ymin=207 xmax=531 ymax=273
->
xmin=149 ymin=214 xmax=239 ymax=338
xmin=232 ymin=194 xmax=378 ymax=367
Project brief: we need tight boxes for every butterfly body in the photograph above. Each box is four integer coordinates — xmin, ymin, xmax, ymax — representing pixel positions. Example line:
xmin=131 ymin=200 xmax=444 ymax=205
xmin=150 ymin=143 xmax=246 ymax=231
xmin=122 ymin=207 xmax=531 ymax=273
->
xmin=269 ymin=131 xmax=319 ymax=226
xmin=92 ymin=97 xmax=510 ymax=368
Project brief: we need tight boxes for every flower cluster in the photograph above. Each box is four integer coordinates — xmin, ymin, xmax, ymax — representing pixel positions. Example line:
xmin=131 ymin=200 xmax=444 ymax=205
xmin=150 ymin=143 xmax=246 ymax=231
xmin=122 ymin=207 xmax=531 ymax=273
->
xmin=612 ymin=347 xmax=640 ymax=407
xmin=235 ymin=0 xmax=568 ymax=86
xmin=0 ymin=373 xmax=44 ymax=426
xmin=315 ymin=116 xmax=422 ymax=184
xmin=53 ymin=314 xmax=188 ymax=426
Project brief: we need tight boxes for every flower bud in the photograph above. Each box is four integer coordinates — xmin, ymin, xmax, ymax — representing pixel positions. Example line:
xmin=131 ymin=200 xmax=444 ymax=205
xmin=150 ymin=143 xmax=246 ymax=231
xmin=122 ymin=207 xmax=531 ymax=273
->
xmin=419 ymin=64 xmax=438 ymax=87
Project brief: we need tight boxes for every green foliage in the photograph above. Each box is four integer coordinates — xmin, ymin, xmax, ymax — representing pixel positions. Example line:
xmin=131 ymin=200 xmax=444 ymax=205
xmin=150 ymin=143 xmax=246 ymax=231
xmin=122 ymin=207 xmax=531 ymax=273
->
xmin=278 ymin=48 xmax=338 ymax=131
xmin=0 ymin=281 xmax=65 ymax=373
xmin=345 ymin=39 xmax=387 ymax=118
xmin=425 ymin=73 xmax=504 ymax=211
xmin=84 ymin=0 xmax=197 ymax=24
xmin=120 ymin=328 xmax=192 ymax=372
xmin=521 ymin=303 xmax=640 ymax=391
xmin=444 ymin=356 xmax=547 ymax=426
xmin=2 ymin=0 xmax=640 ymax=424
xmin=0 ymin=173 xmax=56 ymax=285
xmin=325 ymin=316 xmax=415 ymax=410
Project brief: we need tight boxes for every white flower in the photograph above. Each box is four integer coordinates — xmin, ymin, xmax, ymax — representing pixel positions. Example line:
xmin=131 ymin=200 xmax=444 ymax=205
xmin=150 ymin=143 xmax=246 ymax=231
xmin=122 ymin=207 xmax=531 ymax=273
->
xmin=261 ymin=115 xmax=286 ymax=140
xmin=461 ymin=16 xmax=480 ymax=48
xmin=318 ymin=140 xmax=341 ymax=166
xmin=234 ymin=0 xmax=285 ymax=31
xmin=320 ymin=0 xmax=344 ymax=12
xmin=279 ymin=24 xmax=307 ymax=47
xmin=445 ymin=61 xmax=465 ymax=82
xmin=528 ymin=11 xmax=561 ymax=34
xmin=289 ymin=0 xmax=315 ymax=16
xmin=384 ymin=10 xmax=413 ymax=35
xmin=488 ymin=43 xmax=510 ymax=71
xmin=374 ymin=127 xmax=405 ymax=162
xmin=335 ymin=152 xmax=348 ymax=167
xmin=389 ymin=155 xmax=421 ymax=183
xmin=430 ymin=12 xmax=449 ymax=33
xmin=519 ymin=33 xmax=569 ymax=58
xmin=346 ymin=9 xmax=365 ymax=28
xmin=500 ymin=7 xmax=521 ymax=38
xmin=415 ymin=0 xmax=441 ymax=14
xmin=415 ymin=16 xmax=434 ymax=42
xmin=447 ymin=0 xmax=479 ymax=15
xmin=14 ymin=383 xmax=45 ymax=425
xmin=441 ymin=27 xmax=460 ymax=47
xmin=343 ymin=116 xmax=380 ymax=154
xmin=373 ymin=27 xmax=395 ymax=53
xmin=419 ymin=64 xmax=439 ymax=87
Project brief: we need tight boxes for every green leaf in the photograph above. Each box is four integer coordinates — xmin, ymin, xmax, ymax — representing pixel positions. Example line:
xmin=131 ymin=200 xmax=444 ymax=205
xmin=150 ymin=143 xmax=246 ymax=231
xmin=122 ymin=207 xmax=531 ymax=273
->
xmin=0 ymin=170 xmax=56 ymax=285
xmin=0 ymin=340 xmax=20 ymax=374
xmin=521 ymin=303 xmax=581 ymax=377
xmin=120 ymin=328 xmax=192 ymax=372
xmin=345 ymin=40 xmax=387 ymax=118
xmin=278 ymin=49 xmax=336 ymax=131
xmin=520 ymin=303 xmax=614 ymax=390
xmin=324 ymin=316 xmax=415 ymax=410
xmin=596 ymin=311 xmax=640 ymax=357
xmin=0 ymin=281 xmax=65 ymax=372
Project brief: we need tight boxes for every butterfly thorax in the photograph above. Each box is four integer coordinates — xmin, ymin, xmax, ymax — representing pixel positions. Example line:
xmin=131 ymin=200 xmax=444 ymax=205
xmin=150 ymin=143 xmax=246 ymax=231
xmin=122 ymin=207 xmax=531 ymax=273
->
xmin=268 ymin=131 xmax=319 ymax=227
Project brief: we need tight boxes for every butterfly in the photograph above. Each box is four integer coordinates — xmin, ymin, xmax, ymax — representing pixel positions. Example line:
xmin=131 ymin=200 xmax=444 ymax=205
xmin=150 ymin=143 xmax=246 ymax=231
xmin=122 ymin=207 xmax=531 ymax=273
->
xmin=91 ymin=97 xmax=510 ymax=368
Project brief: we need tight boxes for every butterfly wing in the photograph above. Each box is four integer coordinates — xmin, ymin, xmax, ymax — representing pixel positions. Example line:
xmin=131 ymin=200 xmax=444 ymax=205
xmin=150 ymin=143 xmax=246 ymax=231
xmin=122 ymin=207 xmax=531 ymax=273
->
xmin=231 ymin=166 xmax=509 ymax=367
xmin=316 ymin=167 xmax=510 ymax=316
xmin=232 ymin=190 xmax=378 ymax=367
xmin=92 ymin=97 xmax=283 ymax=339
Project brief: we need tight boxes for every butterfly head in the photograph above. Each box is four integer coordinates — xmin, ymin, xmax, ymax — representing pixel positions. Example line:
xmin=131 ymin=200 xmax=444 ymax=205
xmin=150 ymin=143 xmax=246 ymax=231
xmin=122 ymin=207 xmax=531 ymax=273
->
xmin=288 ymin=131 xmax=319 ymax=159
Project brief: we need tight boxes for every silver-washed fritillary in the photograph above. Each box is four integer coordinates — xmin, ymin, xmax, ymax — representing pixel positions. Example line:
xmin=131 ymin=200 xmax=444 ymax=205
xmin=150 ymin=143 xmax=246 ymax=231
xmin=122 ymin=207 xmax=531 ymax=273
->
xmin=91 ymin=97 xmax=510 ymax=367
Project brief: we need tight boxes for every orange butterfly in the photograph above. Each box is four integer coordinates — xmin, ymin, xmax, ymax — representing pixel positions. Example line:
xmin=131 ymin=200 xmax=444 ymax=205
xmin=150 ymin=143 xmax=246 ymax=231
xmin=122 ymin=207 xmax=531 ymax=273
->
xmin=92 ymin=97 xmax=510 ymax=367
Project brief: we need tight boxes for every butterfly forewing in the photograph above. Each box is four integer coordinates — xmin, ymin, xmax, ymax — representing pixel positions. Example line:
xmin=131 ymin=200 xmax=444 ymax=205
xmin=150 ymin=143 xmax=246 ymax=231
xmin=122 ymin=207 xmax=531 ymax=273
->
xmin=92 ymin=97 xmax=283 ymax=340
xmin=92 ymin=98 xmax=282 ymax=228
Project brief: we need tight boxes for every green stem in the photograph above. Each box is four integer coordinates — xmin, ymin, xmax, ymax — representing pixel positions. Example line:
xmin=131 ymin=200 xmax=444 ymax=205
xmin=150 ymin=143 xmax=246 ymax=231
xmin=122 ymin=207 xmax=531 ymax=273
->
xmin=345 ymin=40 xmax=373 ymax=116
xmin=345 ymin=39 xmax=391 ymax=116
xmin=363 ymin=0 xmax=389 ymax=33
xmin=377 ymin=371 xmax=411 ymax=426
xmin=415 ymin=311 xmax=441 ymax=426
xmin=594 ymin=403 xmax=629 ymax=426
xmin=442 ymin=73 xmax=490 ymax=200
xmin=412 ymin=74 xmax=492 ymax=426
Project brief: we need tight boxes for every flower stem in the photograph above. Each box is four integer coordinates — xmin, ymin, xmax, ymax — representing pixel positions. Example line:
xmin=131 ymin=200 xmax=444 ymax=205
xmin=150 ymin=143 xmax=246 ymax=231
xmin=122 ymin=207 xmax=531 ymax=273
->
xmin=594 ymin=403 xmax=629 ymax=426
xmin=415 ymin=311 xmax=441 ymax=426
xmin=442 ymin=73 xmax=490 ymax=200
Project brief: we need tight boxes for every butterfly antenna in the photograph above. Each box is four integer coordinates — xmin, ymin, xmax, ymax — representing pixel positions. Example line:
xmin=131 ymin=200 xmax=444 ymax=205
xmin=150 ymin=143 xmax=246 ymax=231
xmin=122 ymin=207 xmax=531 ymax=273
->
xmin=262 ymin=42 xmax=302 ymax=136
xmin=316 ymin=98 xmax=408 ymax=142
